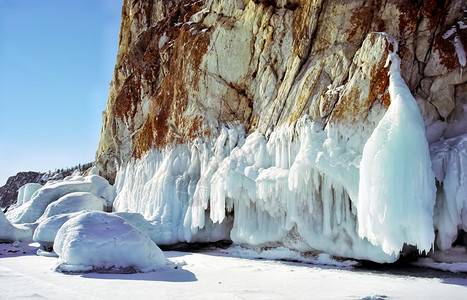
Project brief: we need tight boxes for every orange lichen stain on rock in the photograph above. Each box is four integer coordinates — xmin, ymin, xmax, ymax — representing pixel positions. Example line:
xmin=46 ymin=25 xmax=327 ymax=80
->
xmin=133 ymin=117 xmax=156 ymax=159
xmin=180 ymin=115 xmax=211 ymax=143
xmin=420 ymin=0 xmax=444 ymax=30
xmin=434 ymin=26 xmax=465 ymax=71
xmin=114 ymin=71 xmax=142 ymax=125
xmin=292 ymin=0 xmax=315 ymax=58
xmin=131 ymin=22 xmax=212 ymax=158
xmin=347 ymin=6 xmax=372 ymax=42
xmin=330 ymin=86 xmax=364 ymax=123
xmin=369 ymin=61 xmax=391 ymax=109
xmin=393 ymin=0 xmax=419 ymax=36
xmin=331 ymin=37 xmax=391 ymax=124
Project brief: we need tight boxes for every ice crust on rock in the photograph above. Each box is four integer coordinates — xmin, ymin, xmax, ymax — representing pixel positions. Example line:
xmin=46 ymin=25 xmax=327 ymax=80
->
xmin=6 ymin=175 xmax=115 ymax=224
xmin=357 ymin=35 xmax=436 ymax=256
xmin=54 ymin=211 xmax=167 ymax=272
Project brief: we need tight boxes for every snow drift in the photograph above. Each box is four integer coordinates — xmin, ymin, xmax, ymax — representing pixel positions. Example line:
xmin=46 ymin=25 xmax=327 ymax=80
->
xmin=1 ymin=174 xmax=115 ymax=243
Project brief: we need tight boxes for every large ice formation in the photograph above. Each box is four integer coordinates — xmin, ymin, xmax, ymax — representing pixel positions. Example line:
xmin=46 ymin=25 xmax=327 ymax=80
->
xmin=357 ymin=35 xmax=436 ymax=256
xmin=2 ymin=30 xmax=464 ymax=264
xmin=54 ymin=212 xmax=167 ymax=272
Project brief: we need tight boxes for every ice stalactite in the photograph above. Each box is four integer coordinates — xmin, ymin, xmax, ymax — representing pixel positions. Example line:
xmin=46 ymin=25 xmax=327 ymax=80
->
xmin=431 ymin=134 xmax=467 ymax=250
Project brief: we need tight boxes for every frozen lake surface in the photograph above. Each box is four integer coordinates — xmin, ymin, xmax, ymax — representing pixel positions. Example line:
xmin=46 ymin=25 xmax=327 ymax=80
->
xmin=0 ymin=242 xmax=466 ymax=299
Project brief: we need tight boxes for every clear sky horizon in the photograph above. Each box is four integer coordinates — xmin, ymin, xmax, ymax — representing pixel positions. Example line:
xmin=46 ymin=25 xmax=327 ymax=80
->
xmin=0 ymin=0 xmax=122 ymax=185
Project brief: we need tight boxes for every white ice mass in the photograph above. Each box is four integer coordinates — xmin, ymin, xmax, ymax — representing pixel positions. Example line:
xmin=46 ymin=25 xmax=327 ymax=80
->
xmin=357 ymin=37 xmax=436 ymax=256
xmin=54 ymin=211 xmax=167 ymax=272
xmin=16 ymin=183 xmax=42 ymax=206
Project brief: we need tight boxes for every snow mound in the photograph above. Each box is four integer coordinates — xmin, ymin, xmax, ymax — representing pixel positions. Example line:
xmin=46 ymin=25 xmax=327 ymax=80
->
xmin=54 ymin=212 xmax=167 ymax=272
xmin=39 ymin=192 xmax=105 ymax=221
xmin=6 ymin=175 xmax=115 ymax=224
xmin=357 ymin=35 xmax=436 ymax=255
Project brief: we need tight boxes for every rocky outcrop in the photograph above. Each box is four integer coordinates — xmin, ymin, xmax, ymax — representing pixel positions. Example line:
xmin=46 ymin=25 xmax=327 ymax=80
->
xmin=96 ymin=0 xmax=466 ymax=182
xmin=0 ymin=172 xmax=43 ymax=208
xmin=95 ymin=0 xmax=466 ymax=259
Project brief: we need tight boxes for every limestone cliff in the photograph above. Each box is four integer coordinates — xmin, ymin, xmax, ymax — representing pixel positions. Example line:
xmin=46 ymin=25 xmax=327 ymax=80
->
xmin=96 ymin=0 xmax=466 ymax=182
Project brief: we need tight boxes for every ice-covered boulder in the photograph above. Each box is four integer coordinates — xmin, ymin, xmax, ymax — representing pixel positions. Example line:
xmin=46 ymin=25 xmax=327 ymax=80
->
xmin=54 ymin=212 xmax=167 ymax=272
xmin=6 ymin=175 xmax=115 ymax=224
xmin=33 ymin=212 xmax=84 ymax=251
xmin=0 ymin=210 xmax=35 ymax=242
xmin=39 ymin=192 xmax=105 ymax=221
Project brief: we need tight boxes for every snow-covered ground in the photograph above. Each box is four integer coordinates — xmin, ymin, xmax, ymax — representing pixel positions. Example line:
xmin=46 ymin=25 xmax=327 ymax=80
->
xmin=0 ymin=242 xmax=466 ymax=300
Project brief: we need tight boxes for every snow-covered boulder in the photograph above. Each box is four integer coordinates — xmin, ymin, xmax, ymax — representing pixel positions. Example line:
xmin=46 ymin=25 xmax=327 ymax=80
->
xmin=33 ymin=212 xmax=84 ymax=251
xmin=54 ymin=212 xmax=167 ymax=272
xmin=0 ymin=211 xmax=35 ymax=242
xmin=6 ymin=175 xmax=115 ymax=224
xmin=39 ymin=192 xmax=105 ymax=221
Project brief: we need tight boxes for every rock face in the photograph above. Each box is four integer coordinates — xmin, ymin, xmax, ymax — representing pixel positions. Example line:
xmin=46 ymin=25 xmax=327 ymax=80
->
xmin=97 ymin=0 xmax=466 ymax=181
xmin=96 ymin=0 xmax=466 ymax=260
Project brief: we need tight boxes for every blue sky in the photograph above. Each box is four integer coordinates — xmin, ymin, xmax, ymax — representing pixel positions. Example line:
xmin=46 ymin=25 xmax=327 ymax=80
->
xmin=0 ymin=0 xmax=122 ymax=185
